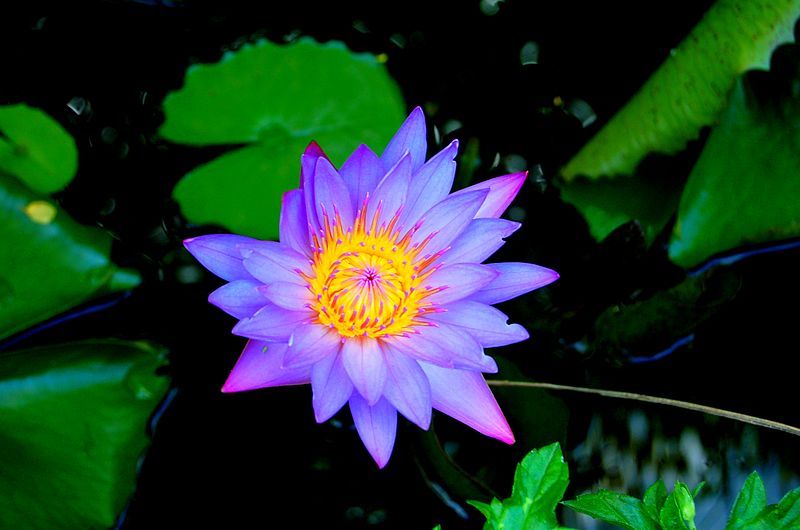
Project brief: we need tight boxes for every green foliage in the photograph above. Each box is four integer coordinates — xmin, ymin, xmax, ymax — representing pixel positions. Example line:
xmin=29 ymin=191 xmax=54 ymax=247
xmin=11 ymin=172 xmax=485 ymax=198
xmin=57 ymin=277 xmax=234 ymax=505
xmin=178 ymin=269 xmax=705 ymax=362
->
xmin=0 ymin=340 xmax=169 ymax=529
xmin=0 ymin=104 xmax=78 ymax=194
xmin=726 ymin=472 xmax=800 ymax=529
xmin=161 ymin=38 xmax=406 ymax=239
xmin=668 ymin=73 xmax=800 ymax=267
xmin=466 ymin=445 xmax=800 ymax=530
xmin=558 ymin=1 xmax=800 ymax=267
xmin=558 ymin=172 xmax=682 ymax=245
xmin=561 ymin=0 xmax=799 ymax=180
xmin=563 ymin=491 xmax=659 ymax=530
xmin=468 ymin=443 xmax=570 ymax=530
xmin=0 ymin=171 xmax=140 ymax=340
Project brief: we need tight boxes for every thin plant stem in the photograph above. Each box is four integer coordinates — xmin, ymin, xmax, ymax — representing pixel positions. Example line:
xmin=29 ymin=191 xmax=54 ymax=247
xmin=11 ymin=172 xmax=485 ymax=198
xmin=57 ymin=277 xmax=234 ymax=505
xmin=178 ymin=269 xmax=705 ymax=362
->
xmin=487 ymin=380 xmax=800 ymax=437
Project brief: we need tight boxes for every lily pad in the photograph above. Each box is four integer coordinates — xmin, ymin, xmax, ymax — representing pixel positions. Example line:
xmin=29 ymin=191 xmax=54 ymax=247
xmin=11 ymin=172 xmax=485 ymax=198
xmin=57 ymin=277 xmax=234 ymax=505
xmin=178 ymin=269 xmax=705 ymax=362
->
xmin=561 ymin=0 xmax=799 ymax=180
xmin=0 ymin=339 xmax=169 ymax=529
xmin=161 ymin=38 xmax=406 ymax=239
xmin=0 ymin=104 xmax=78 ymax=194
xmin=0 ymin=172 xmax=140 ymax=340
xmin=669 ymin=71 xmax=800 ymax=267
xmin=559 ymin=172 xmax=683 ymax=245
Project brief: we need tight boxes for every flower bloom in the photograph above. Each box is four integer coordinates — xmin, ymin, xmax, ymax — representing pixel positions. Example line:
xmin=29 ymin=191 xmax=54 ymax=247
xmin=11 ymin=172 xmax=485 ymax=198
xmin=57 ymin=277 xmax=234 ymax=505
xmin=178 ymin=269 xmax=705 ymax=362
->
xmin=184 ymin=108 xmax=558 ymax=467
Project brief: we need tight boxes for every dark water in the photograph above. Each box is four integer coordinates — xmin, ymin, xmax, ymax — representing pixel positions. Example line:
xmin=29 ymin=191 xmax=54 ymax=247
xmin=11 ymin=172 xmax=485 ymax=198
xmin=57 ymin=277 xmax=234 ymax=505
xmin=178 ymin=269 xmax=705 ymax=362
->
xmin=3 ymin=1 xmax=799 ymax=528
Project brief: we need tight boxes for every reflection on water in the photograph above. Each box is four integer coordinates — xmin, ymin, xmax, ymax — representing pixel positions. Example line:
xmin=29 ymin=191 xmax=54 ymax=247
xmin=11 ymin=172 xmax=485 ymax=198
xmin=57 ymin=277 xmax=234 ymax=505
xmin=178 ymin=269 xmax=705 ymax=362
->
xmin=565 ymin=409 xmax=800 ymax=528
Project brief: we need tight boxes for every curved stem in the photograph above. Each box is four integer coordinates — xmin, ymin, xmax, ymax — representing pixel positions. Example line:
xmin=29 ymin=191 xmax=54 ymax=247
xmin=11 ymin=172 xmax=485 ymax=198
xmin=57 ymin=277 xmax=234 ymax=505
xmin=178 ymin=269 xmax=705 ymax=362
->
xmin=487 ymin=379 xmax=800 ymax=437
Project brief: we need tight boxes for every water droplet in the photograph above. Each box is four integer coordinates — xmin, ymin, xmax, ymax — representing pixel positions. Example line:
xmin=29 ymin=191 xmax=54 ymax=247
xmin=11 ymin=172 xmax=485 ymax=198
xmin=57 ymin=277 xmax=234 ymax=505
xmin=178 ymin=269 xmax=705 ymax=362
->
xmin=490 ymin=152 xmax=501 ymax=169
xmin=376 ymin=53 xmax=388 ymax=64
xmin=520 ymin=41 xmax=539 ymax=65
xmin=566 ymin=98 xmax=597 ymax=127
xmin=442 ymin=119 xmax=462 ymax=135
xmin=503 ymin=153 xmax=527 ymax=173
xmin=101 ymin=126 xmax=118 ymax=144
xmin=176 ymin=264 xmax=202 ymax=284
xmin=480 ymin=0 xmax=504 ymax=16
xmin=389 ymin=33 xmax=406 ymax=49
xmin=67 ymin=97 xmax=89 ymax=116
xmin=352 ymin=20 xmax=369 ymax=34
xmin=23 ymin=200 xmax=57 ymax=224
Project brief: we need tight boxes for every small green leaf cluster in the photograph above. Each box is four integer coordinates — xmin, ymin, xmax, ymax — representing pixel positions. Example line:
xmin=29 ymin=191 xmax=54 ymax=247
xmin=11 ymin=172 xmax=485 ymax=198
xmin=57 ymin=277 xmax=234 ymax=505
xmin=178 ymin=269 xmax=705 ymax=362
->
xmin=451 ymin=443 xmax=800 ymax=530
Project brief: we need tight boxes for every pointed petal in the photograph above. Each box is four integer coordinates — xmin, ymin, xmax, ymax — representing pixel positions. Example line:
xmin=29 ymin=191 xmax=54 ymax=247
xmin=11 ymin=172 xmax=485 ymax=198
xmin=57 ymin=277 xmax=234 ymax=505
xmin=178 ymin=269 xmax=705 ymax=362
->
xmin=341 ymin=338 xmax=387 ymax=406
xmin=470 ymin=262 xmax=559 ymax=304
xmin=301 ymin=154 xmax=322 ymax=235
xmin=232 ymin=305 xmax=309 ymax=341
xmin=400 ymin=140 xmax=458 ymax=226
xmin=411 ymin=189 xmax=489 ymax=255
xmin=340 ymin=144 xmax=384 ymax=209
xmin=427 ymin=301 xmax=529 ymax=347
xmin=258 ymin=281 xmax=312 ymax=312
xmin=284 ymin=323 xmax=342 ymax=368
xmin=426 ymin=263 xmax=499 ymax=305
xmin=456 ymin=172 xmax=527 ymax=218
xmin=184 ymin=234 xmax=256 ymax=281
xmin=280 ymin=189 xmax=310 ymax=255
xmin=385 ymin=323 xmax=496 ymax=372
xmin=442 ymin=218 xmax=520 ymax=265
xmin=419 ymin=363 xmax=514 ymax=444
xmin=222 ymin=341 xmax=310 ymax=393
xmin=311 ymin=352 xmax=353 ymax=422
xmin=366 ymin=153 xmax=412 ymax=226
xmin=382 ymin=106 xmax=426 ymax=172
xmin=314 ymin=157 xmax=355 ymax=230
xmin=240 ymin=241 xmax=309 ymax=285
xmin=349 ymin=394 xmax=397 ymax=469
xmin=209 ymin=280 xmax=269 ymax=319
xmin=381 ymin=344 xmax=432 ymax=429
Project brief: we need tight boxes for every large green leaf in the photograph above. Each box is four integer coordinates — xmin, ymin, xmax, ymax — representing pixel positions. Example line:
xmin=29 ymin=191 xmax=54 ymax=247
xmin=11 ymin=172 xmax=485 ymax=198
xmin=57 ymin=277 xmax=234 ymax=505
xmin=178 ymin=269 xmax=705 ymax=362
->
xmin=668 ymin=73 xmax=800 ymax=267
xmin=162 ymin=38 xmax=406 ymax=239
xmin=727 ymin=472 xmax=768 ymax=529
xmin=562 ymin=491 xmax=659 ymax=530
xmin=0 ymin=172 xmax=140 ymax=340
xmin=559 ymin=172 xmax=682 ymax=245
xmin=0 ymin=339 xmax=169 ymax=529
xmin=0 ymin=104 xmax=78 ymax=194
xmin=562 ymin=0 xmax=799 ymax=180
xmin=469 ymin=442 xmax=570 ymax=530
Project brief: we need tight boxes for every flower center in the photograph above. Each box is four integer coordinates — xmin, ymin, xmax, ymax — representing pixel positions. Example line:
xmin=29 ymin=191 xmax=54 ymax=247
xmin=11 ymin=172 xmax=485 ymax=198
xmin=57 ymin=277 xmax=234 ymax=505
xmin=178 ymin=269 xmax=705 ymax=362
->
xmin=305 ymin=200 xmax=444 ymax=339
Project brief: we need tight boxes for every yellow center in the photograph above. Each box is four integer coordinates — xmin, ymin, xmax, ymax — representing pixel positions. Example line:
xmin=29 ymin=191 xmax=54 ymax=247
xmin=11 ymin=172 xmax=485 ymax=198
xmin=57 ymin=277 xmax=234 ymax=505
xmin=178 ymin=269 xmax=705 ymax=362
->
xmin=304 ymin=200 xmax=444 ymax=338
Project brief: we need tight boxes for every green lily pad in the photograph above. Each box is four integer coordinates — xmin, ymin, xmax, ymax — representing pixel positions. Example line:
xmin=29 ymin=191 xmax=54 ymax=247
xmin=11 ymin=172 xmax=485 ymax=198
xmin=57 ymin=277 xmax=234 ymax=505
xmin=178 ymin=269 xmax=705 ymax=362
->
xmin=161 ymin=38 xmax=406 ymax=239
xmin=0 ymin=172 xmax=140 ymax=340
xmin=669 ymin=72 xmax=800 ymax=267
xmin=0 ymin=339 xmax=169 ymax=529
xmin=559 ymin=172 xmax=683 ymax=245
xmin=0 ymin=104 xmax=78 ymax=194
xmin=561 ymin=0 xmax=799 ymax=180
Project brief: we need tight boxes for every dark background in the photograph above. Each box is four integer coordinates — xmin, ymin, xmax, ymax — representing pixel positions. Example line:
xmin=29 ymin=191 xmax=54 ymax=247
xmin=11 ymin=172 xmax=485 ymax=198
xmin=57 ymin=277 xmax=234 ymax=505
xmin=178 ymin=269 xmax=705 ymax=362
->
xmin=2 ymin=1 xmax=799 ymax=528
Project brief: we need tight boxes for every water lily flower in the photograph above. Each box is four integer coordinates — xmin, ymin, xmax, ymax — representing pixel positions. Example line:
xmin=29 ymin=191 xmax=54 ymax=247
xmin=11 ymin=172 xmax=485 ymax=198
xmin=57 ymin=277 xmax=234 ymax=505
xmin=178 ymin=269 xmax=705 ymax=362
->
xmin=184 ymin=108 xmax=559 ymax=468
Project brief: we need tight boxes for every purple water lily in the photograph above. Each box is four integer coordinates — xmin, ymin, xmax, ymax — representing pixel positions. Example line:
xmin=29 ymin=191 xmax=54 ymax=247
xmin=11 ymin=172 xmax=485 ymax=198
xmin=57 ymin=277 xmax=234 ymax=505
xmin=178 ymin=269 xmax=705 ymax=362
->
xmin=185 ymin=108 xmax=558 ymax=468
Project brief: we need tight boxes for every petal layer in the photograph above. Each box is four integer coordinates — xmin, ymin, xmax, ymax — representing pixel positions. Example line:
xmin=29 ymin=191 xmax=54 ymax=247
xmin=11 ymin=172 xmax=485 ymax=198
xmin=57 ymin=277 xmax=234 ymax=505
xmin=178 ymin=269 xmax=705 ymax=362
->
xmin=426 ymin=301 xmax=529 ymax=348
xmin=455 ymin=172 xmax=527 ymax=218
xmin=349 ymin=394 xmax=398 ymax=469
xmin=208 ymin=280 xmax=269 ymax=319
xmin=470 ymin=262 xmax=559 ymax=305
xmin=411 ymin=189 xmax=489 ymax=255
xmin=340 ymin=144 xmax=384 ymax=209
xmin=284 ymin=324 xmax=342 ymax=368
xmin=311 ymin=352 xmax=354 ymax=422
xmin=419 ymin=362 xmax=514 ymax=444
xmin=381 ymin=344 xmax=432 ymax=429
xmin=232 ymin=305 xmax=309 ymax=341
xmin=426 ymin=263 xmax=499 ymax=305
xmin=341 ymin=338 xmax=387 ymax=405
xmin=442 ymin=218 xmax=520 ymax=265
xmin=381 ymin=106 xmax=426 ymax=172
xmin=279 ymin=189 xmax=310 ymax=255
xmin=400 ymin=140 xmax=458 ymax=226
xmin=184 ymin=234 xmax=256 ymax=281
xmin=222 ymin=341 xmax=310 ymax=393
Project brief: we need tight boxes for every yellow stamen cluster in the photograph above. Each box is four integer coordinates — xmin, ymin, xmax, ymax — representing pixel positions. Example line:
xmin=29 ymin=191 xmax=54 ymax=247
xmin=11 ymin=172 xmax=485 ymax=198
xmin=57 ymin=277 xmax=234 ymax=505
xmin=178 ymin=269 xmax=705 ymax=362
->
xmin=304 ymin=200 xmax=444 ymax=339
